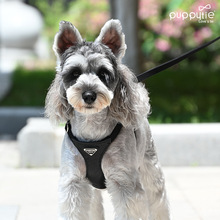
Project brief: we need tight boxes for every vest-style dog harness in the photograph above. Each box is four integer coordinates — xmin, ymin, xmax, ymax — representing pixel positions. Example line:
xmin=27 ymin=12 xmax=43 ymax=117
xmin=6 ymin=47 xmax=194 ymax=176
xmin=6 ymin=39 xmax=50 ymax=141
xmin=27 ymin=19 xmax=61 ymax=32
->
xmin=65 ymin=121 xmax=122 ymax=189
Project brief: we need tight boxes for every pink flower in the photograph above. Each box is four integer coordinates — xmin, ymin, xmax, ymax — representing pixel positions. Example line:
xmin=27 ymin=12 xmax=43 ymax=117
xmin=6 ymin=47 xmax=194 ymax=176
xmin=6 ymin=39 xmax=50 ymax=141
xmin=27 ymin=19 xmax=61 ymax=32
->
xmin=90 ymin=12 xmax=109 ymax=32
xmin=138 ymin=0 xmax=160 ymax=19
xmin=173 ymin=10 xmax=186 ymax=28
xmin=194 ymin=27 xmax=212 ymax=44
xmin=155 ymin=19 xmax=182 ymax=38
xmin=155 ymin=39 xmax=171 ymax=52
xmin=90 ymin=0 xmax=106 ymax=4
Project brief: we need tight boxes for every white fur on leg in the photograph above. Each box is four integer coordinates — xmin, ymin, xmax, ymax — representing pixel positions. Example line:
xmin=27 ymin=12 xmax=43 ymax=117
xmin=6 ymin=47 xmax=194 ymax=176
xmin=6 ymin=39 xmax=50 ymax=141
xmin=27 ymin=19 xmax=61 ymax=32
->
xmin=141 ymin=161 xmax=171 ymax=220
xmin=106 ymin=177 xmax=150 ymax=220
xmin=150 ymin=192 xmax=171 ymax=220
xmin=89 ymin=189 xmax=105 ymax=220
xmin=59 ymin=179 xmax=92 ymax=220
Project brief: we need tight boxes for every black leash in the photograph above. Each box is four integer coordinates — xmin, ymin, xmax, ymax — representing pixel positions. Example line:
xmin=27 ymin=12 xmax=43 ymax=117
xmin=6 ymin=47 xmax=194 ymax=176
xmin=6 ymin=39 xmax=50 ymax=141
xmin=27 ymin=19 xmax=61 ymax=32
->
xmin=137 ymin=36 xmax=220 ymax=82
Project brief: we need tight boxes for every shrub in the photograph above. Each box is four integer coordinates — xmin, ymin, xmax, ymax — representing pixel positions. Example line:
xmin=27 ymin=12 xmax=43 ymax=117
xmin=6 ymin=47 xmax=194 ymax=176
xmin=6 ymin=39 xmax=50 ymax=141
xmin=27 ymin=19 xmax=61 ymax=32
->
xmin=0 ymin=67 xmax=55 ymax=106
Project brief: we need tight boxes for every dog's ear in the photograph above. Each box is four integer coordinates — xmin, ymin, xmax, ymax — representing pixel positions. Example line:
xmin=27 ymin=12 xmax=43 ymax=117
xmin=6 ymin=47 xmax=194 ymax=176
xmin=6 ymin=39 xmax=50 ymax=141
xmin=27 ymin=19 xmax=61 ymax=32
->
xmin=45 ymin=73 xmax=74 ymax=124
xmin=53 ymin=21 xmax=83 ymax=58
xmin=95 ymin=19 xmax=127 ymax=61
xmin=109 ymin=65 xmax=150 ymax=128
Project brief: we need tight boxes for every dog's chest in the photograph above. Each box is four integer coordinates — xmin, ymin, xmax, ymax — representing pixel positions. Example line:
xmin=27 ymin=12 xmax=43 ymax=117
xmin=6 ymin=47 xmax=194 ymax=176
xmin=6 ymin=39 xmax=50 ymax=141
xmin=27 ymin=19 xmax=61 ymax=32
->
xmin=71 ymin=112 xmax=117 ymax=141
xmin=66 ymin=121 xmax=123 ymax=189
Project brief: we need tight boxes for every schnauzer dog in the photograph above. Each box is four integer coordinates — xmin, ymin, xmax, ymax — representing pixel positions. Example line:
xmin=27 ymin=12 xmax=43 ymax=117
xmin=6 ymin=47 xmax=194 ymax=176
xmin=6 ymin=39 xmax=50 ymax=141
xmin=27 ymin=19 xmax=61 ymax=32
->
xmin=46 ymin=19 xmax=171 ymax=220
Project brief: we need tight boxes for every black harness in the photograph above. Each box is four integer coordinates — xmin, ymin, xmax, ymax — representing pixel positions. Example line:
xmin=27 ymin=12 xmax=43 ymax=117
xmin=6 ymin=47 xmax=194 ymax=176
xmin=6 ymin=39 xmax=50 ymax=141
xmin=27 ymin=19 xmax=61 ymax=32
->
xmin=65 ymin=121 xmax=122 ymax=189
xmin=64 ymin=36 xmax=220 ymax=189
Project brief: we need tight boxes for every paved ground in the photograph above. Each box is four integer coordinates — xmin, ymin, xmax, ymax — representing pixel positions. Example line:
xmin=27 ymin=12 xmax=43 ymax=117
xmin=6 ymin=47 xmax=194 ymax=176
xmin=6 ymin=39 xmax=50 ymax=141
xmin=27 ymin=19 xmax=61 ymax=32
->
xmin=1 ymin=168 xmax=220 ymax=220
xmin=0 ymin=141 xmax=220 ymax=220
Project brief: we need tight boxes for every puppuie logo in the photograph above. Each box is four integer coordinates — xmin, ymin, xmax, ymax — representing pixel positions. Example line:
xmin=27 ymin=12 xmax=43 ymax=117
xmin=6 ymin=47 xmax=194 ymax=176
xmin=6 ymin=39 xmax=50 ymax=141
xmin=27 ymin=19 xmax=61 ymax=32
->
xmin=169 ymin=4 xmax=215 ymax=23
xmin=198 ymin=4 xmax=211 ymax=11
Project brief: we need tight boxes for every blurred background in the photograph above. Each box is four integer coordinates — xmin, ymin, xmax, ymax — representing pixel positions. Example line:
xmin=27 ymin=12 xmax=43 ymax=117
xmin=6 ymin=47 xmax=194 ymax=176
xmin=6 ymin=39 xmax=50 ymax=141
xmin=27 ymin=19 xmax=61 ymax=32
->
xmin=0 ymin=0 xmax=220 ymax=138
xmin=0 ymin=2 xmax=220 ymax=219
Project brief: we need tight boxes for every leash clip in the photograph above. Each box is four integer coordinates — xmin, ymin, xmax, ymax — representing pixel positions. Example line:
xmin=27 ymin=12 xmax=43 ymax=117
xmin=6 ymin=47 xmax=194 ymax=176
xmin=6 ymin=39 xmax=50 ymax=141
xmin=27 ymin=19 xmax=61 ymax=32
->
xmin=65 ymin=120 xmax=70 ymax=133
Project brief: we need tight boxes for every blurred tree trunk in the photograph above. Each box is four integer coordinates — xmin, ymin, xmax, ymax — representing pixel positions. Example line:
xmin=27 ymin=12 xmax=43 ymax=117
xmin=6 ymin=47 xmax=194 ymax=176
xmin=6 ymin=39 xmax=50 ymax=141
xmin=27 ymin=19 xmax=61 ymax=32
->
xmin=110 ymin=0 xmax=140 ymax=74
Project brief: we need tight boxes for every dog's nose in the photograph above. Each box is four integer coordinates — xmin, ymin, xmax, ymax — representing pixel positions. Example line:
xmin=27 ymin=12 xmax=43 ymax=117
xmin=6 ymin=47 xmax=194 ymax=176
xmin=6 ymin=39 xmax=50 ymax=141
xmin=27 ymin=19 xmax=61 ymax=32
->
xmin=82 ymin=91 xmax=97 ymax=104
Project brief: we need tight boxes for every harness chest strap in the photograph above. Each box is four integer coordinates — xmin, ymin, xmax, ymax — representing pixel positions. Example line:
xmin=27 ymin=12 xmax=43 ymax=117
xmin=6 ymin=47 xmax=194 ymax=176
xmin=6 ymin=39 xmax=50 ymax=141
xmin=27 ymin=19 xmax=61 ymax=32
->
xmin=65 ymin=121 xmax=123 ymax=189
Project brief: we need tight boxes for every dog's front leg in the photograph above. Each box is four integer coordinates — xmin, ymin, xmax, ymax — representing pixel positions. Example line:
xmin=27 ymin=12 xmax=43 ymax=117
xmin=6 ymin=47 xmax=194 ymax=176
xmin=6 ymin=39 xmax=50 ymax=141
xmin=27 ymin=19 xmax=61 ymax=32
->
xmin=58 ymin=136 xmax=93 ymax=220
xmin=142 ymin=147 xmax=171 ymax=220
xmin=58 ymin=177 xmax=92 ymax=220
xmin=142 ymin=162 xmax=171 ymax=220
xmin=105 ymin=171 xmax=150 ymax=220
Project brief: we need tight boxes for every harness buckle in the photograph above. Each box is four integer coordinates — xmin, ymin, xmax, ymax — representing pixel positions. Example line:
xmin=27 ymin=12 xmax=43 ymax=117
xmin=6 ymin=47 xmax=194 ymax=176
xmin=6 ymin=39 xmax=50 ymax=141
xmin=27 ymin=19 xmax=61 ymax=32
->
xmin=84 ymin=148 xmax=97 ymax=156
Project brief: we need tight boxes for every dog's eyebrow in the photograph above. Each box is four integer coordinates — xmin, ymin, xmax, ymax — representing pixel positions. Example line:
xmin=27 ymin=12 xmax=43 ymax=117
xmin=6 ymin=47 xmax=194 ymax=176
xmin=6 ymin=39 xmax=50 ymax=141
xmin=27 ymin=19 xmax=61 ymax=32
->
xmin=88 ymin=54 xmax=114 ymax=73
xmin=63 ymin=54 xmax=88 ymax=71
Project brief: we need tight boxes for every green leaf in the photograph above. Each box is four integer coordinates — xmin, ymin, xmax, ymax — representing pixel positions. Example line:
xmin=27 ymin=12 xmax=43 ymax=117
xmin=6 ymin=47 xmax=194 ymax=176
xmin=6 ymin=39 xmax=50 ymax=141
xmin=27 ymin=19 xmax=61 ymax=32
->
xmin=167 ymin=0 xmax=183 ymax=12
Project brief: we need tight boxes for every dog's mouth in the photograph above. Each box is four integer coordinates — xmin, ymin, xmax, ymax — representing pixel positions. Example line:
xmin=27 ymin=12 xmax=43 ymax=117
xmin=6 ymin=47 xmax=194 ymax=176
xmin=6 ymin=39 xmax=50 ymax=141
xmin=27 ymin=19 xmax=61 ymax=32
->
xmin=76 ymin=104 xmax=104 ymax=115
xmin=84 ymin=105 xmax=94 ymax=109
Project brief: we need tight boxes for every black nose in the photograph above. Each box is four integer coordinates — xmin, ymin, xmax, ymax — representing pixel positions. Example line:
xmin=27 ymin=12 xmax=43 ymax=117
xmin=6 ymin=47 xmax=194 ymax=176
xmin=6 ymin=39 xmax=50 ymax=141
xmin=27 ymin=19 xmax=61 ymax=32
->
xmin=82 ymin=91 xmax=97 ymax=104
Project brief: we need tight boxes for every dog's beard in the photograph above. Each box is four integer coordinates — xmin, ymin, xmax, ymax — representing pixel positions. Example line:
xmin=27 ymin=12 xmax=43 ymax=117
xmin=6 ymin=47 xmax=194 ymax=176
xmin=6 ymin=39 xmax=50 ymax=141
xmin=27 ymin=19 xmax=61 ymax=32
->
xmin=66 ymin=78 xmax=113 ymax=115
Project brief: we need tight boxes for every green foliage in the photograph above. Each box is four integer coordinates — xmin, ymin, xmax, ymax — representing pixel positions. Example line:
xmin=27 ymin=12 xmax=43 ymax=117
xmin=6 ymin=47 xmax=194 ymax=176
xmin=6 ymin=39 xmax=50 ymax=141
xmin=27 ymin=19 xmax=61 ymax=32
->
xmin=147 ymin=63 xmax=220 ymax=123
xmin=1 ymin=65 xmax=220 ymax=123
xmin=31 ymin=0 xmax=109 ymax=42
xmin=0 ymin=67 xmax=55 ymax=106
xmin=167 ymin=0 xmax=184 ymax=12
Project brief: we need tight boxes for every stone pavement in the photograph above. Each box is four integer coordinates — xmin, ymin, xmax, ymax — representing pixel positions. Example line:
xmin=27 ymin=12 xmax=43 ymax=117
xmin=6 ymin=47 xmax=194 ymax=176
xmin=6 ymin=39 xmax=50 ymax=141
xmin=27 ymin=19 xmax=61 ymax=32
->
xmin=0 ymin=167 xmax=220 ymax=220
xmin=0 ymin=141 xmax=220 ymax=219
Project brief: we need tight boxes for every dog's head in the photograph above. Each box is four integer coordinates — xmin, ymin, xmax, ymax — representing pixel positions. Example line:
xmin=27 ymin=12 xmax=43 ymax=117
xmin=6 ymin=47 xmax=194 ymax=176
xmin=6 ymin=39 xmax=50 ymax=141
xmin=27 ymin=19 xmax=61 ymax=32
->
xmin=46 ymin=19 xmax=150 ymax=127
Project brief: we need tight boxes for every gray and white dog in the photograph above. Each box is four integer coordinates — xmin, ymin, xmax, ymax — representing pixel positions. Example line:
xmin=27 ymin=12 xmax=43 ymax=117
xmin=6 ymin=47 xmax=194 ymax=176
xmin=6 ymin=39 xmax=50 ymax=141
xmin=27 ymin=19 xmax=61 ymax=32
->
xmin=46 ymin=19 xmax=171 ymax=220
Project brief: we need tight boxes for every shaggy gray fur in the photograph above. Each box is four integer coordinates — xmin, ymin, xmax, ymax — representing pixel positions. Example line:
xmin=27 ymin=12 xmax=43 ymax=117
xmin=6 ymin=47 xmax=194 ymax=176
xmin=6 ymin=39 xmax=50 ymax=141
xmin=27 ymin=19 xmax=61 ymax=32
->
xmin=46 ymin=19 xmax=171 ymax=220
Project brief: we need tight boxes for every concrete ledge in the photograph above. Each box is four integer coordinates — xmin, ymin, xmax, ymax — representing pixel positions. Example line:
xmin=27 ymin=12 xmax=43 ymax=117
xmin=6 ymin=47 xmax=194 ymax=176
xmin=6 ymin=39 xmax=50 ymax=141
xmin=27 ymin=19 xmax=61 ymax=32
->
xmin=18 ymin=119 xmax=220 ymax=167
xmin=151 ymin=123 xmax=220 ymax=166
xmin=0 ymin=107 xmax=44 ymax=139
xmin=18 ymin=118 xmax=64 ymax=168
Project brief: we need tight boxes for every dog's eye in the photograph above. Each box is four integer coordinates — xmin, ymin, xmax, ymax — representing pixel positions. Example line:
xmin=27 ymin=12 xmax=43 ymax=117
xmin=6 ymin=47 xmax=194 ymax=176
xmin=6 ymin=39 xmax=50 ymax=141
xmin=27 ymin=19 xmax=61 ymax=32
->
xmin=71 ymin=67 xmax=82 ymax=79
xmin=62 ymin=67 xmax=82 ymax=84
xmin=97 ymin=67 xmax=111 ymax=85
xmin=65 ymin=67 xmax=82 ymax=82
